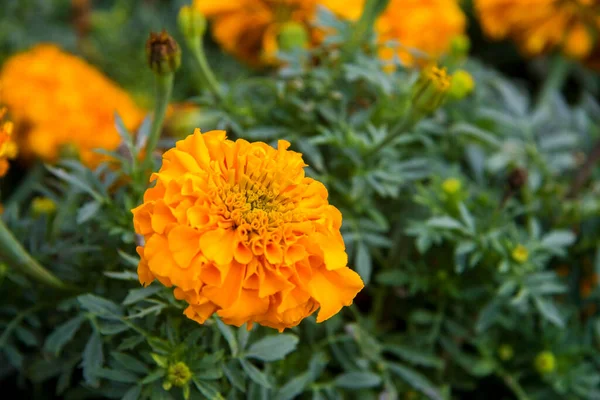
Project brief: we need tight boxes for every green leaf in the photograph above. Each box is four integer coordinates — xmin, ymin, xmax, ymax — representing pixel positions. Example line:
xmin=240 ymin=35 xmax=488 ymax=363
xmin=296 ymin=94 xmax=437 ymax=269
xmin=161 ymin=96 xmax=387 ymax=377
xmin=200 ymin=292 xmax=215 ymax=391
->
xmin=533 ymin=296 xmax=564 ymax=328
xmin=111 ymin=352 xmax=149 ymax=374
xmin=223 ymin=359 xmax=246 ymax=392
xmin=140 ymin=369 xmax=165 ymax=385
xmin=334 ymin=371 xmax=382 ymax=389
xmin=78 ymin=294 xmax=122 ymax=318
xmin=426 ymin=216 xmax=465 ymax=231
xmin=76 ymin=201 xmax=101 ymax=224
xmin=275 ymin=373 xmax=311 ymax=400
xmin=540 ymin=230 xmax=576 ymax=249
xmin=355 ymin=241 xmax=372 ymax=284
xmin=94 ymin=368 xmax=139 ymax=383
xmin=192 ymin=378 xmax=225 ymax=399
xmin=384 ymin=345 xmax=443 ymax=369
xmin=215 ymin=317 xmax=238 ymax=356
xmin=239 ymin=359 xmax=271 ymax=388
xmin=122 ymin=385 xmax=142 ymax=400
xmin=104 ymin=271 xmax=139 ymax=281
xmin=386 ymin=362 xmax=442 ymax=400
xmin=44 ymin=315 xmax=85 ymax=355
xmin=245 ymin=334 xmax=299 ymax=362
xmin=81 ymin=332 xmax=104 ymax=388
xmin=123 ymin=286 xmax=162 ymax=305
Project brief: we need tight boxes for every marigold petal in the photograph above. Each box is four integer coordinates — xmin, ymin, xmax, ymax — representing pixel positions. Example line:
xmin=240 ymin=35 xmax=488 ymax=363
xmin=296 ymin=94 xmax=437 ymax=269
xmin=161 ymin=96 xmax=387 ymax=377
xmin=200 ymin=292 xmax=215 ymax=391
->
xmin=199 ymin=229 xmax=235 ymax=265
xmin=168 ymin=226 xmax=201 ymax=268
xmin=310 ymin=268 xmax=364 ymax=323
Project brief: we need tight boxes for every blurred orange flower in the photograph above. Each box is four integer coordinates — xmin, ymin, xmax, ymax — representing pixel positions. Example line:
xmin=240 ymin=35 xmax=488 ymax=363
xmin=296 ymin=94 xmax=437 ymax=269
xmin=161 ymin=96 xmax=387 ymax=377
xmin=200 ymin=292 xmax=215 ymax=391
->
xmin=476 ymin=0 xmax=600 ymax=60
xmin=194 ymin=0 xmax=465 ymax=67
xmin=0 ymin=107 xmax=17 ymax=177
xmin=132 ymin=129 xmax=364 ymax=331
xmin=0 ymin=44 xmax=145 ymax=168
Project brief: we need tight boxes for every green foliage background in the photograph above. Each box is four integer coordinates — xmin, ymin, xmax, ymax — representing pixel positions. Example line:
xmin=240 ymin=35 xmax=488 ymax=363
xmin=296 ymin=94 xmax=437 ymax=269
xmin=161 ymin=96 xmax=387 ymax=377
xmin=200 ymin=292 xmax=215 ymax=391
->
xmin=0 ymin=1 xmax=599 ymax=400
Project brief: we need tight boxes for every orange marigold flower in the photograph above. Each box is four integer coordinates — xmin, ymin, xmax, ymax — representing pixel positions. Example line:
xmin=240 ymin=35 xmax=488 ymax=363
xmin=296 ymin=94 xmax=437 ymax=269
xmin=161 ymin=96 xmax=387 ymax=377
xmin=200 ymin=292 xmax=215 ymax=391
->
xmin=132 ymin=129 xmax=364 ymax=331
xmin=475 ymin=0 xmax=600 ymax=60
xmin=0 ymin=107 xmax=17 ymax=178
xmin=0 ymin=44 xmax=145 ymax=168
xmin=374 ymin=0 xmax=466 ymax=67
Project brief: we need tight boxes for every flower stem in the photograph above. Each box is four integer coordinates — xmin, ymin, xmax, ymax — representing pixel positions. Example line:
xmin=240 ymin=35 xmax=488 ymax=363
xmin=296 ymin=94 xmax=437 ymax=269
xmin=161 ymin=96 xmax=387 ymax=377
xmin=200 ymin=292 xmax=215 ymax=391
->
xmin=537 ymin=55 xmax=570 ymax=107
xmin=365 ymin=106 xmax=418 ymax=158
xmin=145 ymin=73 xmax=174 ymax=167
xmin=342 ymin=0 xmax=390 ymax=60
xmin=189 ymin=41 xmax=223 ymax=102
xmin=497 ymin=368 xmax=531 ymax=400
xmin=0 ymin=219 xmax=68 ymax=289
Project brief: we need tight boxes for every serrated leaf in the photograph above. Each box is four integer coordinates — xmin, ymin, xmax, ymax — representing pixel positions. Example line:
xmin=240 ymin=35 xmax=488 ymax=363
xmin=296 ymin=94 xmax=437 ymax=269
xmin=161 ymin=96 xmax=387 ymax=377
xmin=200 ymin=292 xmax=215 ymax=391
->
xmin=44 ymin=315 xmax=85 ymax=355
xmin=223 ymin=359 xmax=246 ymax=392
xmin=386 ymin=362 xmax=442 ymax=400
xmin=78 ymin=294 xmax=122 ymax=318
xmin=245 ymin=334 xmax=299 ymax=362
xmin=111 ymin=352 xmax=149 ymax=374
xmin=355 ymin=241 xmax=372 ymax=284
xmin=275 ymin=373 xmax=311 ymax=400
xmin=123 ymin=286 xmax=162 ymax=305
xmin=193 ymin=378 xmax=225 ymax=399
xmin=123 ymin=385 xmax=142 ymax=400
xmin=426 ymin=216 xmax=464 ymax=231
xmin=94 ymin=367 xmax=139 ymax=383
xmin=239 ymin=359 xmax=271 ymax=388
xmin=77 ymin=201 xmax=101 ymax=224
xmin=540 ymin=230 xmax=576 ymax=249
xmin=534 ymin=296 xmax=564 ymax=328
xmin=384 ymin=345 xmax=443 ymax=369
xmin=81 ymin=332 xmax=103 ymax=387
xmin=215 ymin=317 xmax=238 ymax=356
xmin=334 ymin=371 xmax=382 ymax=389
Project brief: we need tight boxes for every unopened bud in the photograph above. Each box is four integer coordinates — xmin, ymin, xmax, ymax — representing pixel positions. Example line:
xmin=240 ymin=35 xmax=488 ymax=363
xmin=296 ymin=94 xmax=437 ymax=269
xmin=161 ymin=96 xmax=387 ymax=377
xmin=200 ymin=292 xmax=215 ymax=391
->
xmin=278 ymin=21 xmax=309 ymax=52
xmin=167 ymin=361 xmax=192 ymax=387
xmin=178 ymin=5 xmax=206 ymax=42
xmin=534 ymin=351 xmax=556 ymax=374
xmin=411 ymin=65 xmax=451 ymax=114
xmin=146 ymin=30 xmax=181 ymax=75
xmin=511 ymin=244 xmax=529 ymax=264
xmin=498 ymin=344 xmax=514 ymax=361
xmin=31 ymin=197 xmax=57 ymax=216
xmin=450 ymin=34 xmax=471 ymax=58
xmin=507 ymin=167 xmax=528 ymax=191
xmin=448 ymin=70 xmax=475 ymax=100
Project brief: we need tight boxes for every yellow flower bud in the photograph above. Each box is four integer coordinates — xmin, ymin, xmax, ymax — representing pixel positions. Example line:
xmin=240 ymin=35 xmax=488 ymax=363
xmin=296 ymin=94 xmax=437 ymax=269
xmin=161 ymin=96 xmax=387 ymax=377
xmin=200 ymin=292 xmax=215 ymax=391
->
xmin=31 ymin=197 xmax=57 ymax=216
xmin=442 ymin=178 xmax=462 ymax=195
xmin=277 ymin=21 xmax=309 ymax=52
xmin=511 ymin=245 xmax=529 ymax=264
xmin=534 ymin=351 xmax=556 ymax=374
xmin=450 ymin=34 xmax=471 ymax=58
xmin=448 ymin=70 xmax=475 ymax=100
xmin=167 ymin=361 xmax=192 ymax=387
xmin=178 ymin=5 xmax=206 ymax=42
xmin=146 ymin=30 xmax=181 ymax=76
xmin=411 ymin=65 xmax=451 ymax=114
xmin=498 ymin=344 xmax=514 ymax=361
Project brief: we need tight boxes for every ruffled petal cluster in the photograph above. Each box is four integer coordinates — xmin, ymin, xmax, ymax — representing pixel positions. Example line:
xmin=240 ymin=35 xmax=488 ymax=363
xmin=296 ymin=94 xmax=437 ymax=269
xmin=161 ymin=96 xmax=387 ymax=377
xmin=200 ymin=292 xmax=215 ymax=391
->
xmin=0 ymin=107 xmax=17 ymax=177
xmin=476 ymin=0 xmax=600 ymax=60
xmin=0 ymin=44 xmax=145 ymax=167
xmin=132 ymin=129 xmax=364 ymax=331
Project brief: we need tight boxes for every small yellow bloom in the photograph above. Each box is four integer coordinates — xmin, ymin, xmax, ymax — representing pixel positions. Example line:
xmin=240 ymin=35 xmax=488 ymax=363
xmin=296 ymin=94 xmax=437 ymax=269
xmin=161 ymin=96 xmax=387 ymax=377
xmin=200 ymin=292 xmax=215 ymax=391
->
xmin=511 ymin=244 xmax=529 ymax=264
xmin=442 ymin=178 xmax=462 ymax=195
xmin=448 ymin=70 xmax=475 ymax=100
xmin=411 ymin=65 xmax=451 ymax=114
xmin=167 ymin=362 xmax=192 ymax=387
xmin=534 ymin=351 xmax=556 ymax=374
xmin=31 ymin=197 xmax=57 ymax=216
xmin=498 ymin=344 xmax=514 ymax=361
xmin=475 ymin=0 xmax=599 ymax=61
xmin=0 ymin=44 xmax=145 ymax=168
xmin=132 ymin=129 xmax=364 ymax=331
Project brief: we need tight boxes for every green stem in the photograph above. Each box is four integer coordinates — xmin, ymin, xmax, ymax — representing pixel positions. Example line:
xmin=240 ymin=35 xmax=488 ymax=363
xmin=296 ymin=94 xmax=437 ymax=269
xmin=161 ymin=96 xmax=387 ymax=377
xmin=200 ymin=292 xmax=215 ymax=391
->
xmin=144 ymin=73 xmax=174 ymax=168
xmin=537 ymin=55 xmax=570 ymax=107
xmin=365 ymin=107 xmax=419 ymax=158
xmin=189 ymin=40 xmax=223 ymax=102
xmin=5 ymin=161 xmax=45 ymax=208
xmin=0 ymin=219 xmax=68 ymax=289
xmin=497 ymin=368 xmax=531 ymax=400
xmin=342 ymin=0 xmax=390 ymax=60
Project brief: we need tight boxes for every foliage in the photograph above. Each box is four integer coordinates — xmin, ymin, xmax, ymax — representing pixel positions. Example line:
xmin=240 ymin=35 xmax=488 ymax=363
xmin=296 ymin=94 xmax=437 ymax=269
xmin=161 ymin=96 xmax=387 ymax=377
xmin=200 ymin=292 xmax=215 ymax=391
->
xmin=1 ymin=1 xmax=600 ymax=400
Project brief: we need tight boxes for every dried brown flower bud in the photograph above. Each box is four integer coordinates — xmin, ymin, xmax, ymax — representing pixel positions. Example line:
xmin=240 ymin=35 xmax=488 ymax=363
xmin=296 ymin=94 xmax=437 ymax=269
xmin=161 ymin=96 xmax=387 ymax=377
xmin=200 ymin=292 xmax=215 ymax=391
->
xmin=508 ymin=167 xmax=528 ymax=191
xmin=146 ymin=30 xmax=181 ymax=76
